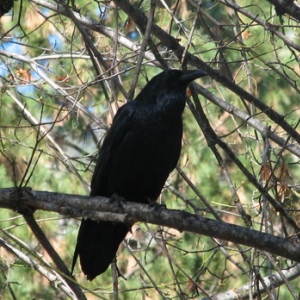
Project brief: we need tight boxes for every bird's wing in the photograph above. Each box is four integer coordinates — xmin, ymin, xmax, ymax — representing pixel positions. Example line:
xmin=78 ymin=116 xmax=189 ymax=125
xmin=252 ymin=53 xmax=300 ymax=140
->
xmin=72 ymin=103 xmax=136 ymax=275
xmin=90 ymin=102 xmax=136 ymax=196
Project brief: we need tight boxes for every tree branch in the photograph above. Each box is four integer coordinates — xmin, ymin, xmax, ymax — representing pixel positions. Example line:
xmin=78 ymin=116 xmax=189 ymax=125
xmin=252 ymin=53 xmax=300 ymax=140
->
xmin=201 ymin=263 xmax=300 ymax=300
xmin=1 ymin=187 xmax=300 ymax=263
xmin=29 ymin=0 xmax=159 ymax=66
xmin=112 ymin=0 xmax=300 ymax=145
xmin=0 ymin=234 xmax=77 ymax=299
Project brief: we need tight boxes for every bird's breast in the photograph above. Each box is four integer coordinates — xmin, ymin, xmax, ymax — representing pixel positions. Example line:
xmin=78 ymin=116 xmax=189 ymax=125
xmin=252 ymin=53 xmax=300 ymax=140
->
xmin=107 ymin=109 xmax=183 ymax=203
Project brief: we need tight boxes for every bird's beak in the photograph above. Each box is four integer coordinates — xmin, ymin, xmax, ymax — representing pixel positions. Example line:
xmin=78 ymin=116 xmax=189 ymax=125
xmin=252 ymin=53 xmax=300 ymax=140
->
xmin=179 ymin=69 xmax=207 ymax=82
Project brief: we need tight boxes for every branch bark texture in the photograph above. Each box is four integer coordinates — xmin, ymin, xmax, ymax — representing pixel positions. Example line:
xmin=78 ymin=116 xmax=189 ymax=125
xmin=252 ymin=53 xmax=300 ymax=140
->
xmin=1 ymin=187 xmax=300 ymax=264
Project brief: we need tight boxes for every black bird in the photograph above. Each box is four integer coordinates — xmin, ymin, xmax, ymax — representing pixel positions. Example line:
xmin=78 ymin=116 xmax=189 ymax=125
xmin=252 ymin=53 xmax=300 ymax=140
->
xmin=72 ymin=69 xmax=206 ymax=280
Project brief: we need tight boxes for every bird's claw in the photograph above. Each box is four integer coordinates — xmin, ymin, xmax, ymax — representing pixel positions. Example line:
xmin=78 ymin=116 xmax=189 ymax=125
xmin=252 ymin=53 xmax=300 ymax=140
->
xmin=110 ymin=193 xmax=127 ymax=211
xmin=148 ymin=201 xmax=167 ymax=211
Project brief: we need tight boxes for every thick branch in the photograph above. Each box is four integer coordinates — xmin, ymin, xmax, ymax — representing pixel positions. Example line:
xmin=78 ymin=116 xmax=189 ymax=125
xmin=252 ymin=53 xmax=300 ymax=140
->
xmin=1 ymin=187 xmax=300 ymax=263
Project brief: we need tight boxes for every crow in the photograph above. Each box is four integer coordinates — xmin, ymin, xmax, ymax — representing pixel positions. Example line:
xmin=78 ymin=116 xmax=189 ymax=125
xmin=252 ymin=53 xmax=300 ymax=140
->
xmin=72 ymin=69 xmax=207 ymax=280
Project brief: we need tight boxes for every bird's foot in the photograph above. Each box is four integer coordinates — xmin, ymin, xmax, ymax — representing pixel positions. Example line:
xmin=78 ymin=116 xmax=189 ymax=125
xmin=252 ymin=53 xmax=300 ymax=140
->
xmin=110 ymin=193 xmax=127 ymax=211
xmin=148 ymin=201 xmax=167 ymax=211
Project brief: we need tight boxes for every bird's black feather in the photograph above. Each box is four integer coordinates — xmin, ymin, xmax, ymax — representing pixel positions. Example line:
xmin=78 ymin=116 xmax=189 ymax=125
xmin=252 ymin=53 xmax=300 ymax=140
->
xmin=72 ymin=69 xmax=206 ymax=280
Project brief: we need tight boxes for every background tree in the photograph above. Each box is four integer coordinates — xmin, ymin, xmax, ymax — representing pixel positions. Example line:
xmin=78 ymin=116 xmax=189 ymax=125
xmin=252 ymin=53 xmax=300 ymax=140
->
xmin=1 ymin=0 xmax=300 ymax=299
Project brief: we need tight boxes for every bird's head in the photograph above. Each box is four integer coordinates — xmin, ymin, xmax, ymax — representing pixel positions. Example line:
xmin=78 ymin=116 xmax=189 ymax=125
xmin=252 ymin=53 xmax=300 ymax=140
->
xmin=135 ymin=69 xmax=207 ymax=106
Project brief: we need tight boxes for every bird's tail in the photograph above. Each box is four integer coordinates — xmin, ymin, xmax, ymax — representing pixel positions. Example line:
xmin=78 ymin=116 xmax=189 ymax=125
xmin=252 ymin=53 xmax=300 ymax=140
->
xmin=72 ymin=219 xmax=129 ymax=280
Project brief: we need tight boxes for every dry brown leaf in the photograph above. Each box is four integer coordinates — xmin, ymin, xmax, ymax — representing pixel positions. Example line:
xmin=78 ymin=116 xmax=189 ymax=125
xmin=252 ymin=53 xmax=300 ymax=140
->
xmin=54 ymin=75 xmax=69 ymax=82
xmin=276 ymin=182 xmax=292 ymax=202
xmin=242 ymin=30 xmax=252 ymax=40
xmin=259 ymin=160 xmax=272 ymax=182
xmin=16 ymin=68 xmax=33 ymax=83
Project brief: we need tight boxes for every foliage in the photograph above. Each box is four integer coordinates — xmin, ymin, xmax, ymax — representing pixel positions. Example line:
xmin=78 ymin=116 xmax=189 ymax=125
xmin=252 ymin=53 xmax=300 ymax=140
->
xmin=1 ymin=0 xmax=300 ymax=299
